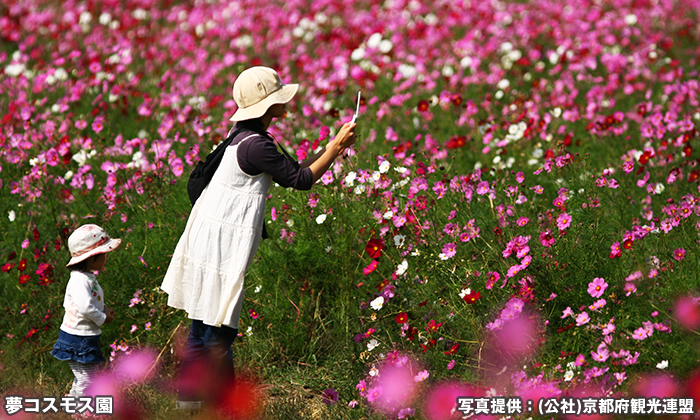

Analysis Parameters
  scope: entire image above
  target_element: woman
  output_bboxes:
[161,66,356,409]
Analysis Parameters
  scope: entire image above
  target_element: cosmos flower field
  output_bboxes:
[1,0,700,418]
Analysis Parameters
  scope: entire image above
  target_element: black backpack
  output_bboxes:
[187,128,244,205]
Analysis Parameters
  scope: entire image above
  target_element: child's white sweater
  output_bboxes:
[60,270,106,336]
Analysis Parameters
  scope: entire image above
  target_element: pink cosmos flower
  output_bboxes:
[622,161,634,174]
[587,277,608,298]
[556,213,572,230]
[363,260,379,275]
[624,283,637,296]
[476,181,490,195]
[446,360,455,370]
[516,172,524,183]
[574,354,585,366]
[441,243,457,259]
[516,217,529,226]
[506,263,522,278]
[539,229,555,247]
[414,370,429,382]
[673,248,686,261]
[485,271,500,289]
[615,372,627,384]
[591,343,609,363]
[632,327,649,340]
[366,386,383,403]
[561,307,574,318]
[576,312,590,326]
[321,171,334,185]
[397,407,415,419]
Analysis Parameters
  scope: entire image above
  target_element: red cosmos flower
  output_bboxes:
[417,99,429,113]
[18,258,27,272]
[366,238,385,259]
[622,239,634,250]
[450,94,463,107]
[689,170,700,182]
[406,326,418,340]
[1,263,14,272]
[19,274,30,284]
[462,290,482,304]
[395,312,408,324]
[33,227,40,241]
[445,135,467,149]
[445,343,460,355]
[36,262,53,278]
[25,328,39,339]
[638,150,653,165]
[39,277,54,286]
[425,319,443,332]
[8,251,16,260]
[557,322,576,334]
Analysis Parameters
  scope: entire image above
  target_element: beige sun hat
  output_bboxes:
[66,224,121,267]
[229,66,299,122]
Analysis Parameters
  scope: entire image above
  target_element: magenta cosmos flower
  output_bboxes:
[588,277,608,298]
[673,248,686,261]
[556,213,572,230]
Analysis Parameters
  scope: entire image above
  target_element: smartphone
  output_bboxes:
[351,91,361,123]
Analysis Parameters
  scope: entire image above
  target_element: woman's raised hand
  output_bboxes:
[334,122,357,150]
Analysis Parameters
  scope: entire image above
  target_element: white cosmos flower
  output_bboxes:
[370,296,385,310]
[564,371,574,381]
[383,211,393,219]
[656,360,668,369]
[316,214,327,224]
[354,184,366,195]
[367,339,379,351]
[396,260,408,276]
[8,211,16,222]
[379,161,391,173]
[344,171,357,186]
[393,234,406,247]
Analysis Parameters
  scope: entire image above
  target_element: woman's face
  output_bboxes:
[267,103,287,119]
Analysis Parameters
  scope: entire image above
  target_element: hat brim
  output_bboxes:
[229,83,298,122]
[66,238,122,267]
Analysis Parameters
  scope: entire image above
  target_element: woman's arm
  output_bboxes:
[307,122,356,183]
[300,146,327,169]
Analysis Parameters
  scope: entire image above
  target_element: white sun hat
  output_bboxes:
[229,66,299,122]
[66,224,121,267]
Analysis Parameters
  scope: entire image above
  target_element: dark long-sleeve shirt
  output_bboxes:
[229,130,313,191]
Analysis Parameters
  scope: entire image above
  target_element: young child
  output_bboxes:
[51,224,121,397]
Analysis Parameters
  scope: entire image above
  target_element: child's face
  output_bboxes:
[86,253,108,272]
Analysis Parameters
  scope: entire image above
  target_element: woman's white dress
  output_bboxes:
[161,139,271,328]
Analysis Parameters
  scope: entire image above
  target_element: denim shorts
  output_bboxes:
[51,330,105,364]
